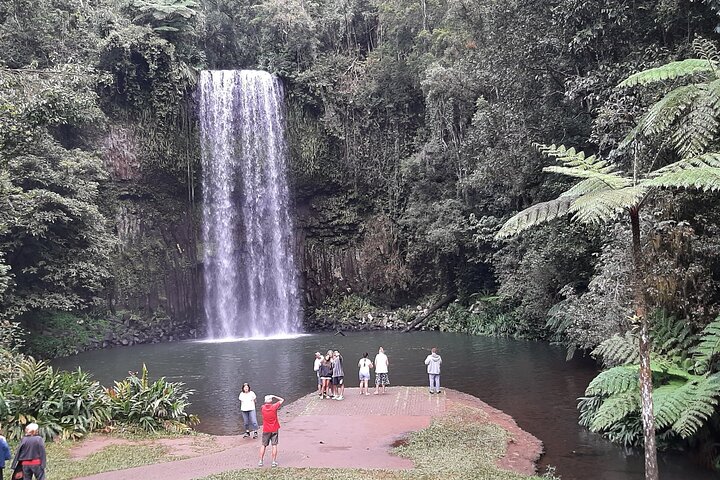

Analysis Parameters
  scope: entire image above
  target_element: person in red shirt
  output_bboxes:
[258,394,284,467]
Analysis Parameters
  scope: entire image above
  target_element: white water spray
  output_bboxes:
[199,70,301,338]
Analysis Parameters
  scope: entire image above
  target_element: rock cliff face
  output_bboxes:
[295,190,410,309]
[100,127,409,339]
[101,126,202,332]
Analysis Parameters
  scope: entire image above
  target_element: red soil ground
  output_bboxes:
[73,386,542,480]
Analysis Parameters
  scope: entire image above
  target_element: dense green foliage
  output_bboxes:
[5,0,720,469]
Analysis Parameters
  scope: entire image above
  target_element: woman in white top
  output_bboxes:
[238,382,258,438]
[358,352,374,395]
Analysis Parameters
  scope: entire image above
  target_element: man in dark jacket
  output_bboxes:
[11,423,46,480]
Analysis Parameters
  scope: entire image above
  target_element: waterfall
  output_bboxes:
[199,70,301,338]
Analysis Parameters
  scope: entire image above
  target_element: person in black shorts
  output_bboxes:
[332,350,345,400]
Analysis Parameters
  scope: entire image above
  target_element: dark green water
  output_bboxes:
[53,331,717,480]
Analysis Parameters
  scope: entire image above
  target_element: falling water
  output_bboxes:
[199,70,301,339]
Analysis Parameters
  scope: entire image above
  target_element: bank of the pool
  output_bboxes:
[70,387,543,480]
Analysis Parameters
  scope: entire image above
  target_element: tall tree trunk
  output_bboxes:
[630,206,658,480]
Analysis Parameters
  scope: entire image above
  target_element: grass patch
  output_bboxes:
[46,441,171,480]
[201,405,545,480]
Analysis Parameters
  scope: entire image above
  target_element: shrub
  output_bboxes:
[107,364,198,433]
[1,358,111,441]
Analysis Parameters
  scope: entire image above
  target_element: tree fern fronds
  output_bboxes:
[619,59,717,88]
[672,82,720,158]
[653,381,692,430]
[692,318,720,374]
[589,391,641,432]
[592,332,640,366]
[536,144,617,174]
[560,177,617,198]
[578,395,603,428]
[543,165,630,188]
[586,366,639,396]
[646,166,720,191]
[651,152,720,173]
[619,83,703,150]
[651,313,696,359]
[672,374,720,438]
[693,37,720,66]
[569,185,647,224]
[494,196,576,239]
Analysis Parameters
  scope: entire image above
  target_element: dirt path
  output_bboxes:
[73,387,542,479]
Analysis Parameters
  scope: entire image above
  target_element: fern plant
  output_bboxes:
[580,315,720,455]
[497,38,720,480]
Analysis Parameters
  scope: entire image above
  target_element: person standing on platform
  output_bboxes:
[11,423,46,480]
[239,382,259,439]
[358,352,373,395]
[319,354,333,398]
[313,352,323,396]
[374,346,389,395]
[424,347,442,394]
[258,394,284,468]
[332,350,345,400]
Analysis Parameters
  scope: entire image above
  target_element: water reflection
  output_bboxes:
[53,331,718,480]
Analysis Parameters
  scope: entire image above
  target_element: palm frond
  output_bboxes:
[494,196,576,239]
[586,365,639,396]
[692,318,720,374]
[569,185,647,224]
[592,332,640,366]
[589,391,640,432]
[619,59,717,88]
[672,373,720,438]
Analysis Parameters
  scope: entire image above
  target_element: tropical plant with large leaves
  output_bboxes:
[580,315,720,464]
[497,39,720,480]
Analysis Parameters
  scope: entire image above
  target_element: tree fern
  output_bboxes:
[495,144,634,238]
[692,318,720,374]
[578,395,603,428]
[586,365,639,396]
[693,36,720,66]
[622,83,703,147]
[593,332,641,366]
[671,79,720,158]
[672,373,720,438]
[589,391,641,432]
[647,152,720,191]
[619,58,717,88]
[653,381,687,430]
[495,196,576,238]
[569,185,647,224]
[651,313,695,360]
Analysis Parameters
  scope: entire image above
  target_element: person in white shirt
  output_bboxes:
[358,352,373,395]
[313,352,323,396]
[238,382,258,438]
[374,346,389,395]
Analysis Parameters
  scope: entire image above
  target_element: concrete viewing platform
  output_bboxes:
[75,386,542,480]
